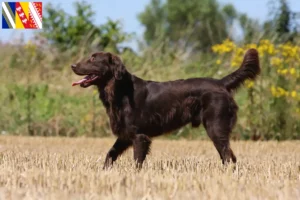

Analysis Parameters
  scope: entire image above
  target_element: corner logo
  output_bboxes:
[2,2,42,29]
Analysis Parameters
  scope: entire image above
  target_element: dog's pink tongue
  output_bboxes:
[72,78,87,86]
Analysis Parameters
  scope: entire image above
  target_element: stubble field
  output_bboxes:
[0,136,299,200]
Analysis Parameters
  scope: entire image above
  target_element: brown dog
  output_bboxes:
[71,49,260,169]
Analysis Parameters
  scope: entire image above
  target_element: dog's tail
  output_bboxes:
[220,48,260,92]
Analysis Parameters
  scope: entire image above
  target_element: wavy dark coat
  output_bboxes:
[71,49,260,168]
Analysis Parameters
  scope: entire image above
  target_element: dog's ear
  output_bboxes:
[108,53,126,80]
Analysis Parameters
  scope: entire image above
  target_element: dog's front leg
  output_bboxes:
[103,138,132,169]
[133,134,152,169]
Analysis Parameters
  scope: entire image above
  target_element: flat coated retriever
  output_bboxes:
[71,49,260,169]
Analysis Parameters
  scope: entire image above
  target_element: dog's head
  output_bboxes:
[71,52,126,88]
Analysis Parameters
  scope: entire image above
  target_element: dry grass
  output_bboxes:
[0,136,299,200]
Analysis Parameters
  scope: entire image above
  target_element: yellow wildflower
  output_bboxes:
[231,60,240,68]
[270,57,283,67]
[230,48,245,68]
[258,39,275,56]
[268,44,275,55]
[290,68,296,75]
[212,39,236,54]
[277,87,286,96]
[235,47,245,56]
[245,44,257,49]
[270,86,288,98]
[245,80,254,89]
[279,43,299,59]
[291,91,297,98]
[271,86,277,96]
[277,69,288,75]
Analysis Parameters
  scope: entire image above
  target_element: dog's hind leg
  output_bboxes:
[133,134,152,169]
[103,138,132,169]
[202,95,237,164]
[210,132,236,164]
[204,122,237,164]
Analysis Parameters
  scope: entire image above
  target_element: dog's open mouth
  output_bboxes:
[72,74,99,87]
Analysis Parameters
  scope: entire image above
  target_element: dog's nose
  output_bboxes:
[71,64,77,69]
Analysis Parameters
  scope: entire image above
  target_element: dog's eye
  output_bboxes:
[90,57,95,62]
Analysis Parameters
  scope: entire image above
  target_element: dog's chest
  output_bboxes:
[106,97,135,138]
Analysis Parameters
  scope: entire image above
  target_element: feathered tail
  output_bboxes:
[221,48,260,91]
